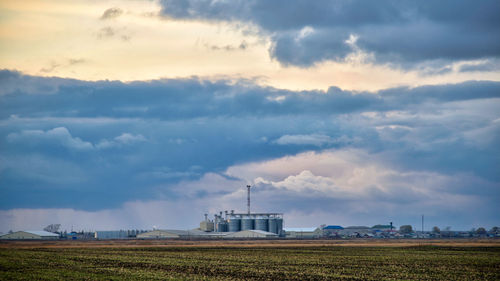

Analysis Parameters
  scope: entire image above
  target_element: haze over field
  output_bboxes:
[1,0,499,232]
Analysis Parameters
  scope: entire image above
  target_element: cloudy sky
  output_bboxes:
[1,0,499,232]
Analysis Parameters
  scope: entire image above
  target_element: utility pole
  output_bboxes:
[422,214,424,238]
[247,185,251,215]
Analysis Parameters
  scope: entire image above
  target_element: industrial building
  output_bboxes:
[284,227,322,238]
[225,230,277,238]
[339,226,373,237]
[95,230,130,239]
[101,185,286,240]
[321,225,344,237]
[136,228,278,239]
[0,230,59,240]
[137,229,228,239]
[198,185,285,237]
[138,230,189,239]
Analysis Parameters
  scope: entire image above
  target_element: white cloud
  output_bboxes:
[7,127,93,150]
[295,26,314,41]
[270,170,338,193]
[114,133,146,144]
[7,127,147,150]
[226,149,490,217]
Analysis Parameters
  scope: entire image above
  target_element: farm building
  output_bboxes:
[94,230,148,239]
[322,225,344,237]
[136,229,223,239]
[137,230,185,239]
[339,226,373,237]
[284,227,322,238]
[137,229,279,239]
[225,230,278,238]
[95,230,130,239]
[0,231,59,240]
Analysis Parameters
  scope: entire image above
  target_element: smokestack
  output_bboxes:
[247,185,251,214]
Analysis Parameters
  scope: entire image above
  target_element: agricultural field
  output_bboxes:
[1,241,499,280]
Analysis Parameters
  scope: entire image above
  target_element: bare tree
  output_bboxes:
[476,227,486,235]
[43,224,61,233]
[432,226,440,233]
[399,225,413,234]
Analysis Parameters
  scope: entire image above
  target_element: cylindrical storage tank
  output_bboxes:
[241,217,254,230]
[268,218,278,234]
[275,218,283,236]
[255,217,268,232]
[228,218,241,232]
[217,222,228,232]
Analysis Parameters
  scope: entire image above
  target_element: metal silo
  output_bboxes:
[228,218,241,232]
[268,218,278,234]
[276,218,283,236]
[241,216,254,230]
[217,221,228,232]
[255,216,268,232]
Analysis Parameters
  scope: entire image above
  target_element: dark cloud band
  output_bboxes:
[159,0,500,67]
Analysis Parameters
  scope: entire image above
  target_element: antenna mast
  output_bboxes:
[422,214,424,236]
[247,185,251,214]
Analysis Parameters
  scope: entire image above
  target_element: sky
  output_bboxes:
[0,0,499,232]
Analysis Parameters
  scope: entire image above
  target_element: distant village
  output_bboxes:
[1,223,499,241]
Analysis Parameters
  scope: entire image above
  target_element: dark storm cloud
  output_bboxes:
[159,0,500,67]
[459,59,500,72]
[1,70,499,120]
[0,70,499,214]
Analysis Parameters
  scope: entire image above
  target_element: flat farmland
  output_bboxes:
[1,240,499,280]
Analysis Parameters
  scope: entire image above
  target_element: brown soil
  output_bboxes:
[1,238,499,249]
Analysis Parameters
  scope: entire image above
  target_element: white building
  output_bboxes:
[0,231,59,240]
[284,227,321,238]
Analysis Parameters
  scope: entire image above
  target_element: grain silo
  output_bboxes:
[255,215,269,232]
[228,217,241,232]
[241,217,254,230]
[268,217,278,234]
